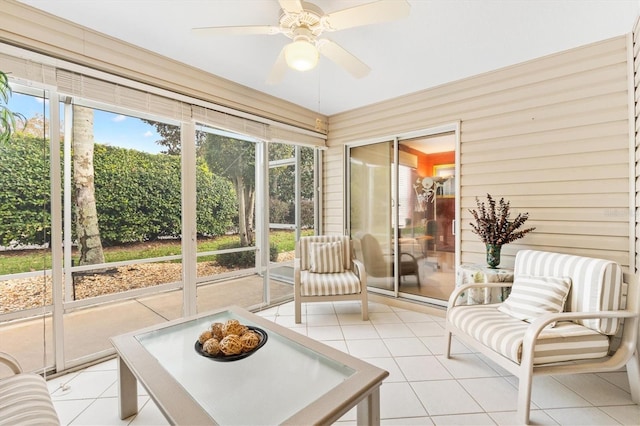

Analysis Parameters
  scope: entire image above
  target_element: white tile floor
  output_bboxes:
[47,301,639,425]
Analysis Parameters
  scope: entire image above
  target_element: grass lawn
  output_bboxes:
[0,230,313,275]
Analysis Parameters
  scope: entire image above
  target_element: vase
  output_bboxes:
[486,244,502,268]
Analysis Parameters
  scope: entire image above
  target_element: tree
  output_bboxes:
[269,145,315,202]
[15,113,49,138]
[268,144,315,226]
[73,105,105,265]
[201,134,256,246]
[143,119,258,247]
[140,119,206,155]
[0,70,25,143]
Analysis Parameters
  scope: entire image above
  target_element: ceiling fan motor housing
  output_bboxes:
[279,1,328,40]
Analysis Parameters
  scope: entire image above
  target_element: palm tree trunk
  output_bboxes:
[73,105,105,266]
[234,174,250,246]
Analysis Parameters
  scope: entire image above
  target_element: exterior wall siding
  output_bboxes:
[634,18,640,278]
[322,148,346,234]
[326,36,633,271]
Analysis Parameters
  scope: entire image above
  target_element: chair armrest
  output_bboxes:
[0,351,23,374]
[352,258,366,280]
[447,282,513,309]
[399,252,418,261]
[521,310,639,365]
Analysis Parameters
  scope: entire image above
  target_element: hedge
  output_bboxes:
[215,241,279,268]
[0,135,237,246]
[0,134,51,245]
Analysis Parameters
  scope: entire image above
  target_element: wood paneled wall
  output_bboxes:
[326,35,633,270]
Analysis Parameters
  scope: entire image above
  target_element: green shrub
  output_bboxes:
[269,197,290,224]
[0,134,51,246]
[269,197,314,228]
[0,138,236,246]
[215,241,278,268]
[94,146,236,245]
[300,199,314,228]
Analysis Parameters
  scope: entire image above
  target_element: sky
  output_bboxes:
[8,92,164,154]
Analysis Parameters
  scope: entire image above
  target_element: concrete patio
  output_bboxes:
[0,275,293,376]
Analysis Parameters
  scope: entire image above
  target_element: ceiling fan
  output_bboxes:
[192,0,411,84]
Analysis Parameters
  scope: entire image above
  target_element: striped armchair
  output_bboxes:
[445,250,639,425]
[294,235,368,324]
[0,352,60,425]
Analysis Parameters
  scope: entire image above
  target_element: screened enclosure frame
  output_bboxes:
[0,43,327,375]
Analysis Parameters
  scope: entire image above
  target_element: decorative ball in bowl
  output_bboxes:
[195,319,267,362]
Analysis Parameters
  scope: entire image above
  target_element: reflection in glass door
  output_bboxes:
[349,141,395,293]
[397,133,456,303]
[348,129,458,305]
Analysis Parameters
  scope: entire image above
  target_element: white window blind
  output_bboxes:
[2,50,325,146]
[56,70,189,122]
[269,125,325,147]
[0,52,56,85]
[191,105,268,141]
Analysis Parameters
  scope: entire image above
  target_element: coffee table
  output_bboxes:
[110,305,388,425]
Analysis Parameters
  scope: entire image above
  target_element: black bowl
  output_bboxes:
[194,326,268,362]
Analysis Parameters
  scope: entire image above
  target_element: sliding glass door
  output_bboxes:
[396,133,457,303]
[348,127,459,305]
[349,141,395,292]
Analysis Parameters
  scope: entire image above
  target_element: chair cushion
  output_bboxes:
[513,250,623,335]
[0,373,60,425]
[309,241,344,274]
[449,304,610,365]
[299,235,351,271]
[498,275,571,327]
[300,270,362,296]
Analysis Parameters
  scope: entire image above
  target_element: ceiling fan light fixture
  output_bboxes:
[284,39,319,71]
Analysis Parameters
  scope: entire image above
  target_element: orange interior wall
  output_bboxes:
[399,146,454,176]
[419,151,454,176]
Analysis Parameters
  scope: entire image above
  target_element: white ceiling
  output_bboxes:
[18,0,640,116]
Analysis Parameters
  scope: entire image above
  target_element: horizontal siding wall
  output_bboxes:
[327,36,632,270]
[323,147,346,235]
[635,17,640,277]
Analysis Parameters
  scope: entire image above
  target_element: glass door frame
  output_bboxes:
[345,122,461,305]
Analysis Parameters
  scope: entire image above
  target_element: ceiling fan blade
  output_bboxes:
[278,0,303,13]
[192,25,280,36]
[266,47,288,85]
[324,0,411,31]
[317,39,370,79]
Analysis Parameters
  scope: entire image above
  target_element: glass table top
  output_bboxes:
[135,310,355,425]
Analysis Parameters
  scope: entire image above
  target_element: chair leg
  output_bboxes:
[517,364,534,425]
[361,292,369,321]
[295,298,302,324]
[627,349,640,403]
[444,329,453,358]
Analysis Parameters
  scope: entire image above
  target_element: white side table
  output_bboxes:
[456,264,514,305]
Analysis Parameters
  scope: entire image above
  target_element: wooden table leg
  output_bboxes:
[118,356,138,420]
[356,385,381,426]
